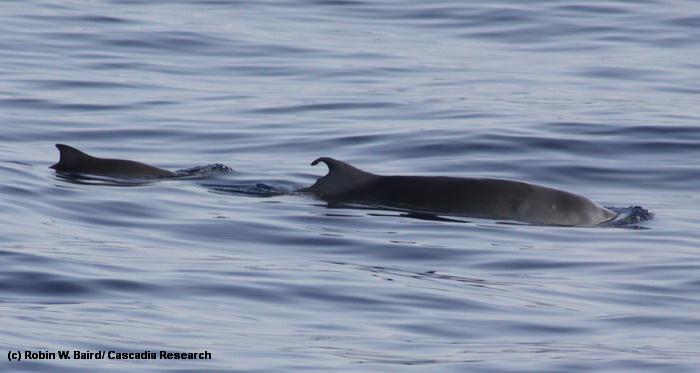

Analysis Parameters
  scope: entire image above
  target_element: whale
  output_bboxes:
[303,157,617,226]
[50,144,174,179]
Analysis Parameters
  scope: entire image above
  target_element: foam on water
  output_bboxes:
[1,0,699,372]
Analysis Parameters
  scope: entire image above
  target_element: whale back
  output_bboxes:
[302,157,378,197]
[305,157,616,226]
[50,144,174,179]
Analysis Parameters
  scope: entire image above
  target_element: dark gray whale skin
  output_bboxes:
[50,144,174,179]
[303,157,617,226]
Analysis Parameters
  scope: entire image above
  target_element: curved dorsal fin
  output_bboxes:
[304,157,376,197]
[50,144,94,170]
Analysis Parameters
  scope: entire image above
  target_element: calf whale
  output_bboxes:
[50,144,174,179]
[303,157,617,226]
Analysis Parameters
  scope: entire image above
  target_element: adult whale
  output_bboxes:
[303,157,617,226]
[50,144,174,179]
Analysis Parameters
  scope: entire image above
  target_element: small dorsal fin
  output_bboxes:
[310,157,358,170]
[304,157,376,197]
[50,144,93,170]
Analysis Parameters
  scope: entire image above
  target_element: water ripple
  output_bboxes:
[1,0,700,371]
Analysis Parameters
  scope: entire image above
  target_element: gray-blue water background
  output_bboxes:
[1,1,699,372]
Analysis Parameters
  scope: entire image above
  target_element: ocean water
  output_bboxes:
[1,0,699,371]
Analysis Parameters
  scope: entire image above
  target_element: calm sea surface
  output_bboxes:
[1,1,700,371]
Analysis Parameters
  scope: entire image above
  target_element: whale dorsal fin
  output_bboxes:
[304,157,376,197]
[50,144,94,170]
